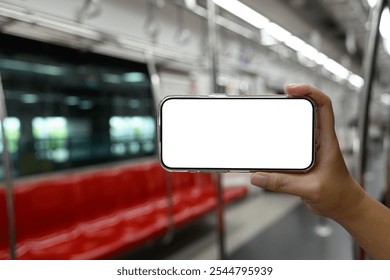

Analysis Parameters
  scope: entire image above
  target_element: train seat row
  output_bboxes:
[0,161,247,259]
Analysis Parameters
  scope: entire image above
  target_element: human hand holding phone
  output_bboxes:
[252,84,390,260]
[250,84,364,220]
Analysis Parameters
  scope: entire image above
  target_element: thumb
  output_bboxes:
[250,172,304,196]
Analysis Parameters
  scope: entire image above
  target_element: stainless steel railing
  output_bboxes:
[354,0,389,260]
[0,75,16,260]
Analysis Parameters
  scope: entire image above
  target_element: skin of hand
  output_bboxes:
[251,84,390,259]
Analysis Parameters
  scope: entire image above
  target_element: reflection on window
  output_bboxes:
[32,117,69,163]
[109,116,155,156]
[0,117,21,153]
[0,58,64,76]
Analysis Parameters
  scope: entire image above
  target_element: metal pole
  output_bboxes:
[354,0,386,260]
[145,49,162,109]
[208,0,218,95]
[384,105,390,208]
[384,0,390,208]
[162,171,174,244]
[207,0,226,260]
[145,50,175,243]
[0,75,16,260]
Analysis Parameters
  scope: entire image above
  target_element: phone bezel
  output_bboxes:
[158,95,316,173]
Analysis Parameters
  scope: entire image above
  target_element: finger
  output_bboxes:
[250,172,307,197]
[284,84,331,108]
[285,83,337,145]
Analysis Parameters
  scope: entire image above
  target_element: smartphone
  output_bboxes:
[159,96,316,172]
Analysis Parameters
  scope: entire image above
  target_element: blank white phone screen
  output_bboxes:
[160,97,315,170]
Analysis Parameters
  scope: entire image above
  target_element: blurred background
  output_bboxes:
[0,0,389,260]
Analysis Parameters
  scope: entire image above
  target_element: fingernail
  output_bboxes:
[251,174,268,187]
[285,83,305,88]
[284,83,305,96]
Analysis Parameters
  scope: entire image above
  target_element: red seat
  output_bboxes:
[72,163,169,259]
[118,163,168,233]
[0,161,247,260]
[145,163,168,212]
[13,176,84,259]
[0,188,10,259]
[170,172,218,226]
[73,166,160,259]
[170,172,196,225]
[119,166,150,206]
[78,170,123,222]
[122,164,168,236]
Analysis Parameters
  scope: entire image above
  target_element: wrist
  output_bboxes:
[331,177,367,225]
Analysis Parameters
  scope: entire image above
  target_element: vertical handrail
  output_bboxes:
[145,49,162,111]
[207,0,226,260]
[354,0,387,260]
[207,0,218,94]
[0,74,16,260]
[145,50,175,242]
[384,105,390,208]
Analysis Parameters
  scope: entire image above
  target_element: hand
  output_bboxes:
[250,84,365,222]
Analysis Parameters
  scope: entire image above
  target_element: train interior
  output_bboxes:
[0,0,389,260]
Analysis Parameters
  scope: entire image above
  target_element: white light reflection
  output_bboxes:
[213,0,269,29]
[213,0,364,87]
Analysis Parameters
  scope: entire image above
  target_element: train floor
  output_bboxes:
[119,142,385,260]
[119,191,352,260]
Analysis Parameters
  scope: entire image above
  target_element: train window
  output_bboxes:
[32,117,69,163]
[0,117,21,154]
[109,116,156,156]
[0,33,156,179]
